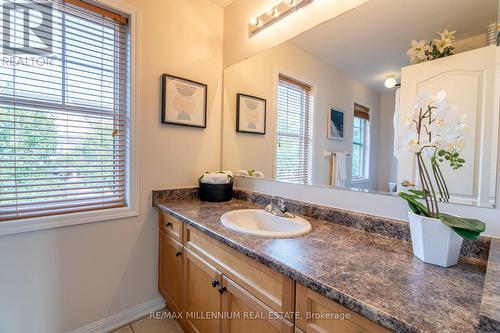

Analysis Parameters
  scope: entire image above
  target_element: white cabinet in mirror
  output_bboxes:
[222,0,499,208]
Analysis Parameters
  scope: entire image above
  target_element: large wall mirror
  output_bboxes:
[222,0,500,208]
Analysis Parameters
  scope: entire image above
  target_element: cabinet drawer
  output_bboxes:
[185,224,295,315]
[160,211,183,243]
[296,284,390,333]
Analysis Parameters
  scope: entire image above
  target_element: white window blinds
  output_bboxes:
[0,0,129,221]
[275,75,313,184]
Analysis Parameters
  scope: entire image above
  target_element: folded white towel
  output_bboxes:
[251,171,264,178]
[234,170,249,177]
[200,173,231,184]
[336,152,347,181]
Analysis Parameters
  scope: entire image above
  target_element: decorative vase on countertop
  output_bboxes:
[408,211,463,267]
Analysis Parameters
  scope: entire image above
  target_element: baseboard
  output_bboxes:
[68,297,165,333]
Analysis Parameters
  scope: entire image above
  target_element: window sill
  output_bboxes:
[351,178,369,184]
[0,207,140,236]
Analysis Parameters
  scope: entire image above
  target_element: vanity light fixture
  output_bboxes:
[249,0,314,36]
[384,74,397,89]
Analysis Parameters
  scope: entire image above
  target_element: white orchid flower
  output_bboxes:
[415,90,447,110]
[430,136,448,149]
[414,90,432,110]
[407,40,431,64]
[407,138,422,153]
[395,129,419,152]
[454,137,466,150]
[439,28,456,42]
[433,37,452,54]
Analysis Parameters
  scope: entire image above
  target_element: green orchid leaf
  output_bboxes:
[406,200,420,215]
[399,192,430,217]
[439,213,485,232]
[408,189,425,198]
[439,213,485,240]
[448,227,482,240]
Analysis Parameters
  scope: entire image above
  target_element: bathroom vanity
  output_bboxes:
[153,189,499,333]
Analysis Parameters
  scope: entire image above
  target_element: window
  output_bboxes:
[0,1,131,222]
[275,74,313,184]
[352,103,370,181]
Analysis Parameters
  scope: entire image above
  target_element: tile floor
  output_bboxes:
[111,310,183,333]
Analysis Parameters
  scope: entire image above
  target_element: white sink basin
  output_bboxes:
[220,209,311,238]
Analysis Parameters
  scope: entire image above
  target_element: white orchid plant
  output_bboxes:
[407,29,456,64]
[397,90,485,240]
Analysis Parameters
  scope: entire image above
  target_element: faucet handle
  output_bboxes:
[276,197,287,212]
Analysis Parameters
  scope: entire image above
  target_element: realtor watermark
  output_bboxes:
[149,311,351,321]
[1,0,54,66]
[2,0,53,54]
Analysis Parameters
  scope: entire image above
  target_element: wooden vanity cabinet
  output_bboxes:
[295,284,390,333]
[158,229,184,314]
[158,211,389,333]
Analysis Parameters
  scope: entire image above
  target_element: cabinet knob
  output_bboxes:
[175,251,182,257]
[166,222,173,228]
[211,280,220,288]
[218,286,226,294]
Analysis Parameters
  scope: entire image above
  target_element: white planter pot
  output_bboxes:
[408,212,463,267]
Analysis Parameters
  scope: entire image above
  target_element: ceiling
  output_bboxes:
[290,0,498,93]
[211,0,234,7]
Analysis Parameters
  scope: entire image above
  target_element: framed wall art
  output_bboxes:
[236,93,266,134]
[328,107,344,140]
[161,74,207,128]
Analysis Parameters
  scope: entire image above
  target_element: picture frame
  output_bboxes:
[161,74,207,128]
[328,107,344,140]
[236,93,266,135]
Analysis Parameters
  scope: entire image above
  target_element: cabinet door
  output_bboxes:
[184,249,223,333]
[221,276,294,333]
[158,229,183,313]
[296,284,390,333]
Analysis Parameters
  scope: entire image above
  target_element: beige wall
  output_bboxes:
[222,42,381,188]
[377,92,398,192]
[223,0,370,67]
[0,1,223,332]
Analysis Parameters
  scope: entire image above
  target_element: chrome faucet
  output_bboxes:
[265,197,295,218]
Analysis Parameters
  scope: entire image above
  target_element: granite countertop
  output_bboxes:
[479,238,500,332]
[154,197,497,333]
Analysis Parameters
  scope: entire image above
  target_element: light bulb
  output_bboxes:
[384,76,397,88]
[249,17,258,25]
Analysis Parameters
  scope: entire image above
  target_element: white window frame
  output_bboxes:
[273,68,316,185]
[0,0,140,236]
[351,115,370,184]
